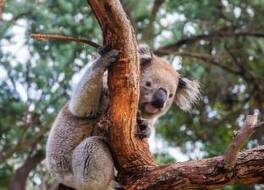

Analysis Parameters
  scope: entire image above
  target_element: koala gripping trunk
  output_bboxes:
[87,0,155,185]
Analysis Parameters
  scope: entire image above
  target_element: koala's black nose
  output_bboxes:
[151,88,167,109]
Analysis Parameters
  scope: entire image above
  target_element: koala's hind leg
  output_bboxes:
[71,136,115,190]
[69,49,119,118]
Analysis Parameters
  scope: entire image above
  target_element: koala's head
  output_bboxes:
[138,47,200,120]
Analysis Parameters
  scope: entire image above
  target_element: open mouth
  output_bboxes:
[143,103,160,114]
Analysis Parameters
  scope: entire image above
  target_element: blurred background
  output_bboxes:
[0,0,264,189]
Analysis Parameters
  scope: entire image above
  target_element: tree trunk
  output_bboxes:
[87,0,155,176]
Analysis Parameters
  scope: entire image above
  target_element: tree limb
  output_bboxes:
[155,27,264,54]
[129,146,264,189]
[159,50,242,75]
[224,115,258,170]
[142,0,165,43]
[9,151,45,190]
[31,34,101,48]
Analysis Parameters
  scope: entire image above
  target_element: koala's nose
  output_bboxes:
[151,88,167,109]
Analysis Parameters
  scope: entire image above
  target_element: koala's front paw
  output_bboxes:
[87,110,100,120]
[98,46,119,68]
[135,118,151,139]
[98,46,111,55]
[136,126,151,139]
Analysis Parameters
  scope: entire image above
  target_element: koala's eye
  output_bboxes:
[169,93,173,98]
[145,81,151,87]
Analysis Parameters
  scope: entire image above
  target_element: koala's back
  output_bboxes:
[46,103,96,178]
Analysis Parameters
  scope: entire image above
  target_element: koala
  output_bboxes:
[46,45,200,190]
[136,51,200,138]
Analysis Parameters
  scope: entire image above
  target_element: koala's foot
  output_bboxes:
[135,118,151,138]
[97,46,119,68]
[72,136,115,190]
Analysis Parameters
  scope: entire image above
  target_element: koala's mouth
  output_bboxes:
[142,103,160,115]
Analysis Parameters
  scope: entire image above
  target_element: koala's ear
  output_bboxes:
[138,44,153,65]
[174,77,200,112]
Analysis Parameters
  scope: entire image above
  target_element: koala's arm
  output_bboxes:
[69,49,119,117]
[69,44,151,118]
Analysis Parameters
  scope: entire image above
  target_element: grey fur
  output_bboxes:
[69,50,119,118]
[47,50,118,190]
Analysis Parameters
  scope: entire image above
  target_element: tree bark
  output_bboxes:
[87,0,155,178]
[129,146,264,189]
[86,1,264,189]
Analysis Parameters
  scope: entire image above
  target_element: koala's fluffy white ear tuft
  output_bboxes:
[174,77,200,111]
[138,44,153,64]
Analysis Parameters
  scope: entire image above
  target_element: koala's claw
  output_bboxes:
[136,118,151,138]
[107,50,119,62]
[135,127,151,139]
[98,46,111,55]
[137,119,147,130]
[99,49,120,68]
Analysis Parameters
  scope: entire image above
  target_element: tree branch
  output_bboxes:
[9,151,45,190]
[129,146,264,189]
[155,27,264,54]
[159,50,242,75]
[142,0,165,43]
[224,115,258,170]
[31,34,101,48]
